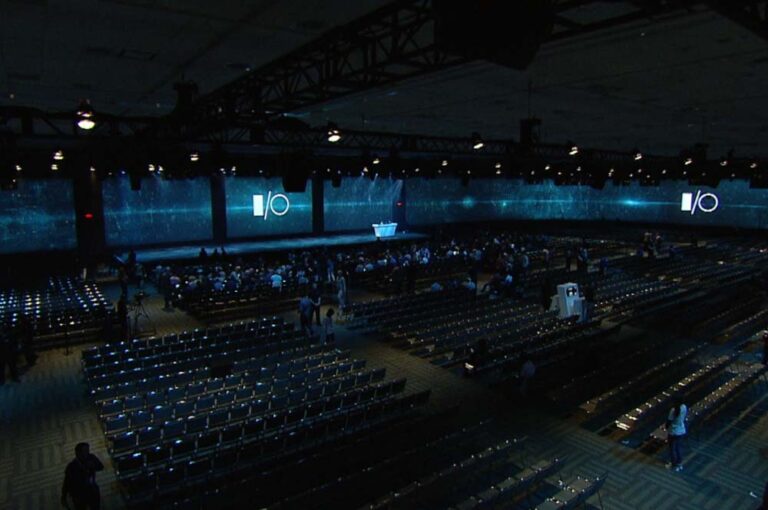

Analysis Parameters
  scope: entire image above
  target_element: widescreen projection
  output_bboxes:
[103,177,213,247]
[324,177,403,231]
[225,177,313,238]
[406,178,768,229]
[0,179,77,253]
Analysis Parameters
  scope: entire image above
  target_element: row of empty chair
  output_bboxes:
[0,276,113,348]
[649,361,767,441]
[82,317,429,506]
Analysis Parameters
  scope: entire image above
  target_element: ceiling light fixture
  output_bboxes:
[76,99,95,130]
[471,132,484,150]
[327,122,341,143]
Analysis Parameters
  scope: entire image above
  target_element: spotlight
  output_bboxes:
[545,164,551,171]
[148,164,156,172]
[53,150,64,161]
[90,166,96,173]
[372,157,380,165]
[415,167,420,173]
[749,162,758,169]
[15,164,22,172]
[441,160,448,167]
[189,152,200,162]
[76,100,95,130]
[720,159,728,167]
[495,162,502,169]
[684,158,693,166]
[471,133,484,150]
[568,144,579,156]
[51,163,59,171]
[327,122,341,143]
[633,150,643,161]
[496,169,502,175]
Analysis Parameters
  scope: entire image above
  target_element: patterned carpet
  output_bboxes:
[1,282,767,509]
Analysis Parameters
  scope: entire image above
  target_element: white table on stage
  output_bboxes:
[372,222,398,238]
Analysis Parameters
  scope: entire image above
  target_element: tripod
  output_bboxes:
[129,299,156,338]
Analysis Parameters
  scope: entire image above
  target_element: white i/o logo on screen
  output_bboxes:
[681,190,719,215]
[253,191,290,220]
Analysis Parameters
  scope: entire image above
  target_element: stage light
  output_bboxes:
[372,157,380,165]
[51,163,59,171]
[496,169,502,175]
[15,165,21,172]
[545,164,551,171]
[415,167,420,173]
[568,144,579,156]
[495,162,502,169]
[684,158,693,166]
[471,133,484,150]
[633,150,642,161]
[53,150,64,161]
[327,122,342,143]
[148,164,156,172]
[84,213,94,220]
[158,165,165,173]
[90,166,96,173]
[76,100,95,130]
[637,168,642,174]
[441,160,448,167]
[576,166,582,172]
[662,169,667,174]
[189,152,200,162]
[720,159,728,167]
[750,162,758,169]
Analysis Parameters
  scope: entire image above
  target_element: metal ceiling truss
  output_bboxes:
[170,0,708,139]
[708,0,768,41]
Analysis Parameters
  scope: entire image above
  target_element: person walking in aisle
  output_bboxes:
[61,442,104,510]
[323,308,336,344]
[665,397,687,472]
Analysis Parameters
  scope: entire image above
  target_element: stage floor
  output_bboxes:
[118,232,428,264]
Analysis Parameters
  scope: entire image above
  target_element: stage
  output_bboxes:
[117,231,428,264]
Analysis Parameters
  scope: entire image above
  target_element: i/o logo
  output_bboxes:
[253,191,290,220]
[681,190,719,215]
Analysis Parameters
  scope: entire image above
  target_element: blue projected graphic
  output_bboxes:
[324,177,403,231]
[225,177,312,238]
[103,177,213,247]
[0,179,76,253]
[406,179,768,229]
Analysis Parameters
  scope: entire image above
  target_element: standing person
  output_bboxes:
[0,325,20,384]
[665,397,687,472]
[117,295,128,341]
[762,330,768,365]
[519,355,536,397]
[298,293,314,337]
[61,442,104,510]
[323,308,336,344]
[309,283,322,327]
[118,266,128,298]
[19,316,37,367]
[564,246,573,272]
[336,270,348,315]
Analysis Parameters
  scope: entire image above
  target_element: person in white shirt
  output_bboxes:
[323,308,335,344]
[665,398,687,471]
[270,272,283,290]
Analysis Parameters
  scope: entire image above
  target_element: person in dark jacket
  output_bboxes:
[61,442,104,510]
